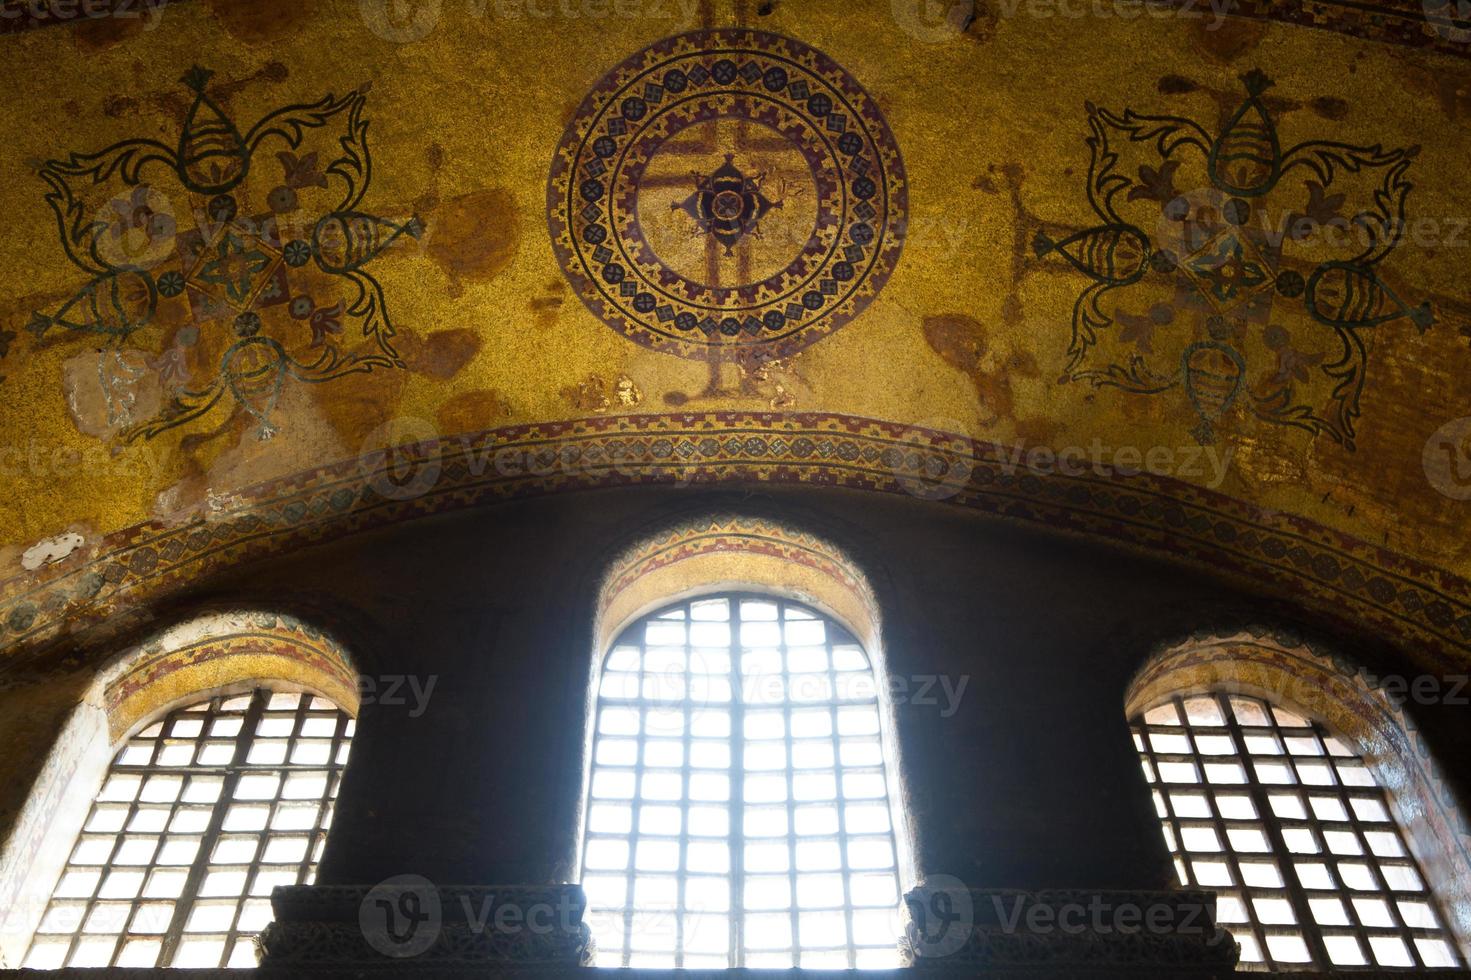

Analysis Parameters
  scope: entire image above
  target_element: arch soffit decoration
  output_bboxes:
[1,414,1469,675]
[94,609,361,741]
[595,514,881,658]
[1127,630,1471,951]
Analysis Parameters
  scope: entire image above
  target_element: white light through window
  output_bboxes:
[1133,694,1464,971]
[23,689,353,970]
[582,595,904,968]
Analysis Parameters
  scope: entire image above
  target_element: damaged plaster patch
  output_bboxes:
[22,532,86,571]
[561,373,643,413]
[425,188,521,297]
[152,380,351,526]
[62,349,163,440]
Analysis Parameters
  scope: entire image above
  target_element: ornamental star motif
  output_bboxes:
[1186,232,1270,308]
[25,66,420,441]
[674,154,782,255]
[196,232,274,303]
[1036,70,1433,450]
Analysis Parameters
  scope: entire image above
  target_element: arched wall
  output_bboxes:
[1126,629,1471,957]
[3,484,1443,925]
[0,610,358,968]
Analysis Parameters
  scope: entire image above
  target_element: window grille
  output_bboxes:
[23,688,352,969]
[1133,693,1463,971]
[581,594,904,968]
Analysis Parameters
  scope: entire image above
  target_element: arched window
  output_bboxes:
[21,687,352,970]
[1133,692,1464,971]
[581,593,904,969]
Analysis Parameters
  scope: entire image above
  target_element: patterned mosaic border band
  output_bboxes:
[101,611,360,731]
[603,518,869,603]
[0,412,1468,671]
[1161,0,1471,59]
[595,513,883,659]
[0,0,185,36]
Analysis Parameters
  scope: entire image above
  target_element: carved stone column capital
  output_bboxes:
[901,883,1239,977]
[257,881,594,974]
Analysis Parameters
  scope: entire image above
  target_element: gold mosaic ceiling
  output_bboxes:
[0,0,1469,658]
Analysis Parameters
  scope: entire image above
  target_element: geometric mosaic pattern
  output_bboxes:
[2,414,1470,668]
[550,31,906,362]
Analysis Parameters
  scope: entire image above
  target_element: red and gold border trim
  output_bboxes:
[602,516,871,612]
[597,514,880,651]
[0,412,1468,670]
[100,611,359,736]
[1156,0,1471,60]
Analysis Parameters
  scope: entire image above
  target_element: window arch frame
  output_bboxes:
[21,685,355,970]
[581,590,910,969]
[1126,629,1471,969]
[0,610,359,970]
[578,515,918,969]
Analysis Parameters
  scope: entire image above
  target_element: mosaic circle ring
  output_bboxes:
[548,29,907,360]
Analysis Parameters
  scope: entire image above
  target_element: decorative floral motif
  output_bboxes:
[548,30,907,362]
[1038,71,1432,449]
[28,66,421,441]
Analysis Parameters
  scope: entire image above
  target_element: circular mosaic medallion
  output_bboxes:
[548,30,907,360]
